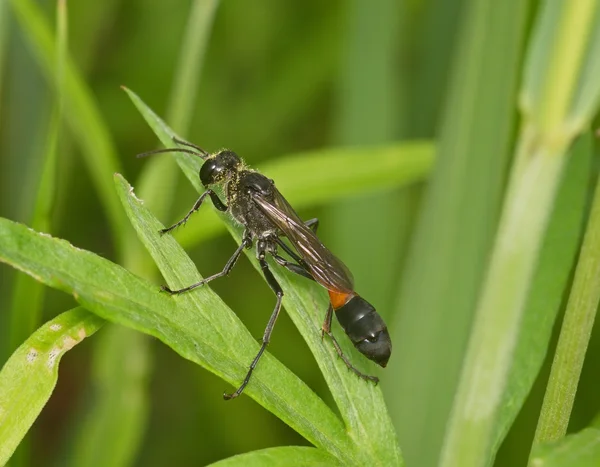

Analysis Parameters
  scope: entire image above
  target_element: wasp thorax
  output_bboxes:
[200,150,241,186]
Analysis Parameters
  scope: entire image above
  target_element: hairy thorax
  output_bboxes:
[228,171,278,239]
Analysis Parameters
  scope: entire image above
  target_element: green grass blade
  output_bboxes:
[123,88,402,466]
[0,215,356,463]
[387,1,530,466]
[207,447,341,467]
[165,0,219,132]
[10,0,128,253]
[491,132,593,451]
[530,427,600,467]
[0,308,104,466]
[532,141,600,447]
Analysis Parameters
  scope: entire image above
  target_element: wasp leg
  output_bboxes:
[271,253,314,281]
[322,304,379,383]
[160,189,227,235]
[274,237,313,273]
[162,235,251,295]
[224,243,283,400]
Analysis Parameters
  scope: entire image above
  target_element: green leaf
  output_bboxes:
[0,215,356,464]
[207,447,341,467]
[530,427,600,467]
[0,308,103,466]
[122,88,403,465]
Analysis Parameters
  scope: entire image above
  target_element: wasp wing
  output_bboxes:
[252,188,354,294]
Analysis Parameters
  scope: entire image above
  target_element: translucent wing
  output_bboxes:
[252,188,354,293]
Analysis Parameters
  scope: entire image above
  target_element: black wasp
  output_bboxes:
[139,138,392,399]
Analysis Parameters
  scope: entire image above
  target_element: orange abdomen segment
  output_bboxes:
[328,290,353,310]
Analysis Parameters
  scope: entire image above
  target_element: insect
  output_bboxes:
[138,138,392,399]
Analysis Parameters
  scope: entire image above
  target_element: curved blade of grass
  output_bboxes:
[0,216,355,464]
[207,447,340,467]
[123,87,402,466]
[167,143,433,250]
[0,307,104,466]
[530,427,600,467]
[10,0,128,254]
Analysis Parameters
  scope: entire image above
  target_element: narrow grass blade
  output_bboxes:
[388,1,530,466]
[165,0,219,132]
[0,215,356,463]
[0,308,104,466]
[530,427,600,467]
[10,0,128,253]
[123,88,403,465]
[207,447,341,467]
[533,144,600,446]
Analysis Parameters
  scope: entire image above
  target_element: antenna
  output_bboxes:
[136,137,209,159]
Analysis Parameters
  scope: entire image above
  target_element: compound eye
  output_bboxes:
[200,159,220,186]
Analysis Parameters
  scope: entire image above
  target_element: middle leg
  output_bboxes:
[162,233,252,295]
[223,241,284,400]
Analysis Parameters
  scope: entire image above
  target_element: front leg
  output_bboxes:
[162,232,252,295]
[160,189,227,235]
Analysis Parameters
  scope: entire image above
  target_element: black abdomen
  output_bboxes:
[335,296,392,367]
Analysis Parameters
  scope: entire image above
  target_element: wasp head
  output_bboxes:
[200,150,241,186]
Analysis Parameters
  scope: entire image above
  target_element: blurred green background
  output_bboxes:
[1,0,599,466]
